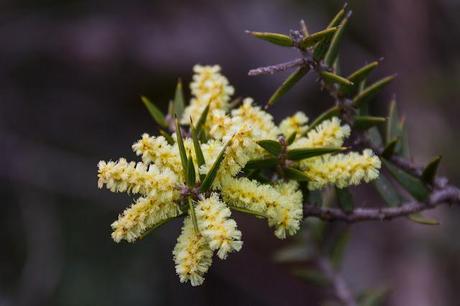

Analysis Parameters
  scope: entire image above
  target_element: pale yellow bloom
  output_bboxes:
[97,158,179,202]
[279,111,309,137]
[304,149,381,190]
[220,176,303,239]
[195,193,243,259]
[231,98,279,140]
[111,196,181,243]
[173,217,213,286]
[132,134,183,176]
[181,64,234,124]
[291,117,350,149]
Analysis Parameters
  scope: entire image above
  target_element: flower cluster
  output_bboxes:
[97,65,381,286]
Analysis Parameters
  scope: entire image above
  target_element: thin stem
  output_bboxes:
[304,185,460,223]
[248,58,305,76]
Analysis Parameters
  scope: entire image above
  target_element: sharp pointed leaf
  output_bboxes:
[382,159,429,201]
[159,129,175,144]
[244,157,278,169]
[305,106,340,134]
[386,98,399,145]
[293,269,329,286]
[330,229,350,268]
[408,213,440,225]
[200,138,232,192]
[287,132,297,145]
[141,96,167,128]
[353,116,386,130]
[324,14,349,67]
[320,71,353,86]
[188,198,200,234]
[382,139,398,158]
[299,27,338,49]
[174,79,185,117]
[313,6,347,61]
[287,147,345,161]
[341,61,379,96]
[373,175,401,207]
[421,155,442,184]
[285,167,309,181]
[186,156,196,187]
[190,123,206,180]
[246,31,294,47]
[352,75,396,108]
[195,103,210,136]
[175,118,188,178]
[257,139,282,156]
[336,187,353,213]
[266,67,308,108]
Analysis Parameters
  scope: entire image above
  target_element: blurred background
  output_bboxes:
[1,0,460,305]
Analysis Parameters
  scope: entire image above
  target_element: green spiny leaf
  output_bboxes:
[353,116,386,130]
[336,187,353,213]
[195,103,210,136]
[266,67,308,108]
[246,31,294,47]
[257,139,282,156]
[341,61,379,96]
[285,167,309,181]
[175,118,188,179]
[320,71,353,86]
[421,155,442,185]
[188,198,199,234]
[244,157,278,169]
[287,147,345,161]
[313,6,347,61]
[159,129,175,144]
[174,79,185,117]
[304,106,340,134]
[352,75,396,108]
[190,123,206,180]
[386,98,399,145]
[141,96,167,128]
[382,159,429,201]
[381,139,398,158]
[186,156,196,187]
[298,27,338,49]
[200,137,232,192]
[367,126,384,148]
[287,132,297,145]
[408,213,440,225]
[373,175,401,207]
[399,118,411,158]
[293,269,329,286]
[324,14,349,67]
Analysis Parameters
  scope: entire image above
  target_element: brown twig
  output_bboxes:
[304,185,460,222]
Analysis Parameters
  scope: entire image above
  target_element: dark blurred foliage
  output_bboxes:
[1,0,460,305]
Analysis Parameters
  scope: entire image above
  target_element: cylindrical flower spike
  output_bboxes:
[97,158,179,200]
[279,111,309,137]
[173,217,213,286]
[292,117,350,148]
[111,196,181,243]
[304,149,381,190]
[195,193,243,259]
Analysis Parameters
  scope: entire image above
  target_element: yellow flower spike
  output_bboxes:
[292,117,350,149]
[304,149,381,190]
[173,217,213,286]
[111,196,181,243]
[97,159,179,201]
[279,111,309,137]
[195,193,243,259]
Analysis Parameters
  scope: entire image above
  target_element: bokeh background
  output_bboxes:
[1,0,460,305]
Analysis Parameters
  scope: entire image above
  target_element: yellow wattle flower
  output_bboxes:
[220,176,303,239]
[97,158,179,201]
[304,149,381,190]
[195,193,243,259]
[173,217,213,286]
[292,117,350,149]
[111,196,181,243]
[279,111,309,137]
